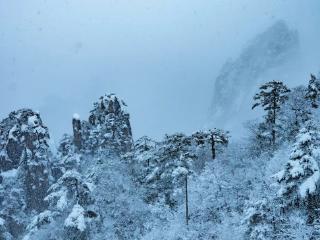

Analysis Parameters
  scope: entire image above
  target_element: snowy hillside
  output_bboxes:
[2,73,320,239]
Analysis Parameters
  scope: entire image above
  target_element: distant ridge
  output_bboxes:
[210,20,299,134]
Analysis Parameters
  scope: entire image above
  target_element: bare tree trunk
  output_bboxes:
[211,134,216,160]
[272,97,277,145]
[272,129,276,146]
[185,175,189,225]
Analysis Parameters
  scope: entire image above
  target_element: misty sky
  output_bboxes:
[0,0,320,145]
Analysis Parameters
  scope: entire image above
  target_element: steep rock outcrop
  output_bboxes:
[71,93,133,155]
[0,109,52,238]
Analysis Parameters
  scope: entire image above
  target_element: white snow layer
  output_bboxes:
[64,204,86,231]
[28,115,40,127]
[73,113,80,120]
[1,168,18,178]
[0,217,5,226]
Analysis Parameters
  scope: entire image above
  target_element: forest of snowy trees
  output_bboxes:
[0,73,320,239]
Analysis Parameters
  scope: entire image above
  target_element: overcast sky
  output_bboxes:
[0,0,319,145]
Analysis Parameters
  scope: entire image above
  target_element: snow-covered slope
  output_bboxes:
[2,79,320,239]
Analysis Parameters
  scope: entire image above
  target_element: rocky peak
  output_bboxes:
[0,109,50,171]
[70,93,133,155]
[89,93,128,125]
[0,109,51,216]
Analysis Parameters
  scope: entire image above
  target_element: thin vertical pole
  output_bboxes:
[185,175,189,225]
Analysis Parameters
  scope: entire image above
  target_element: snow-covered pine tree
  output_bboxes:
[276,120,320,223]
[243,198,290,240]
[126,136,158,185]
[23,169,98,240]
[246,120,274,154]
[140,133,195,208]
[279,86,311,142]
[243,199,274,240]
[172,153,194,225]
[305,74,320,109]
[252,80,290,145]
[192,129,229,160]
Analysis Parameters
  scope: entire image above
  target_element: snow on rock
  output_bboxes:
[0,217,5,226]
[27,115,40,127]
[1,168,18,179]
[73,113,80,120]
[64,204,86,232]
[0,108,50,171]
[83,93,133,153]
[8,125,18,141]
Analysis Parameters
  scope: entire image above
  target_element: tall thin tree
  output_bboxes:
[252,80,290,145]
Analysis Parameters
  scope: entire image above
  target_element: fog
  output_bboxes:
[0,0,319,145]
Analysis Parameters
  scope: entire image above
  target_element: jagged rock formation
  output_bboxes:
[3,79,320,239]
[22,94,138,240]
[0,109,50,171]
[0,109,52,238]
[210,20,299,132]
[73,93,133,155]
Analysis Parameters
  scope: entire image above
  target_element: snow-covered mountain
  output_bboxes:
[2,75,320,239]
[210,20,299,136]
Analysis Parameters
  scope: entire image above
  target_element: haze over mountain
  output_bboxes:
[0,0,319,144]
[1,2,320,239]
[210,20,300,138]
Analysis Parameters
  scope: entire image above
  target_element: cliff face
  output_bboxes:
[210,21,299,132]
[0,109,52,238]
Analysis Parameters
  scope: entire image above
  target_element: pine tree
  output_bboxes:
[244,199,290,240]
[244,199,274,240]
[305,74,320,109]
[24,170,98,240]
[157,133,193,208]
[137,133,195,209]
[279,86,311,141]
[252,80,290,145]
[276,120,320,218]
[192,129,229,160]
